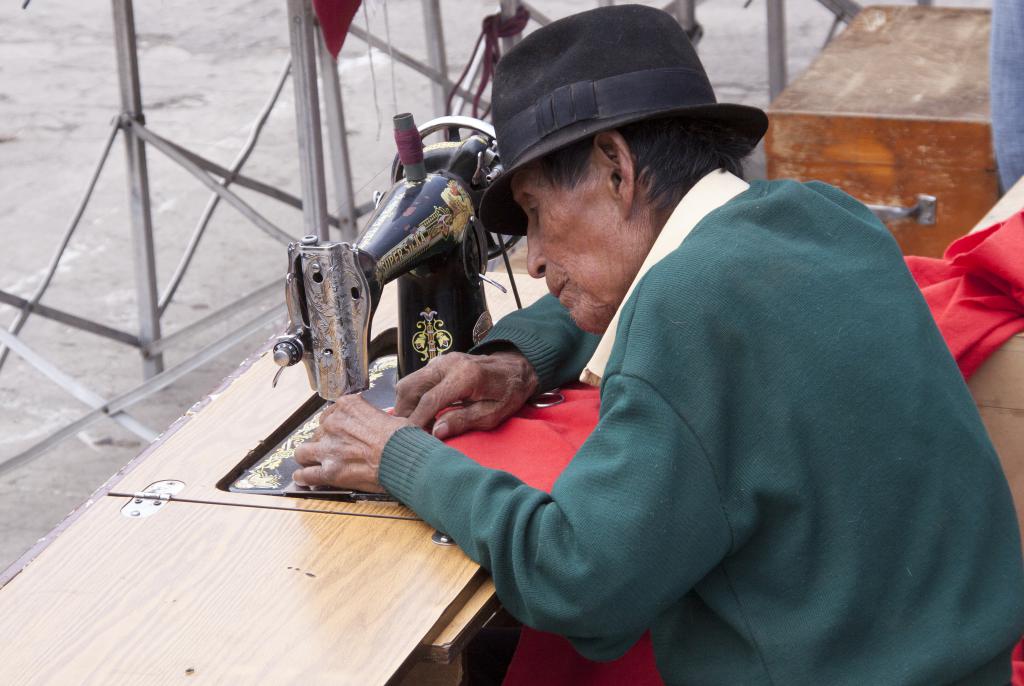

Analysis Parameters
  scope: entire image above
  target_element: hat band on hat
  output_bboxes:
[498,67,716,165]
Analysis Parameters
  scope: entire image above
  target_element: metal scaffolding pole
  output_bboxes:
[112,0,163,377]
[316,30,358,241]
[519,2,552,25]
[0,304,284,478]
[421,0,448,116]
[499,0,522,54]
[345,24,484,108]
[0,328,156,444]
[766,0,787,101]
[131,123,294,245]
[287,0,330,242]
[0,121,121,372]
[158,59,294,315]
[673,0,697,34]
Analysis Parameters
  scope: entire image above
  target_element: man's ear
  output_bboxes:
[591,130,637,218]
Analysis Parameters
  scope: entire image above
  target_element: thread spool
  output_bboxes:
[393,113,426,182]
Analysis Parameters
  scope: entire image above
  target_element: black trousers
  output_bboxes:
[465,627,522,686]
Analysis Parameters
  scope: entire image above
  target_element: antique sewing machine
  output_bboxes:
[271,113,506,399]
[230,114,515,499]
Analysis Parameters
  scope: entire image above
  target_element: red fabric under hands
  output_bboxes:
[443,385,664,686]
[904,211,1024,379]
[312,0,361,58]
[1014,640,1024,686]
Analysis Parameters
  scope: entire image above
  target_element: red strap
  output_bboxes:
[445,6,530,117]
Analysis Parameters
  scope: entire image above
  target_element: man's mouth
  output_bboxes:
[549,278,567,300]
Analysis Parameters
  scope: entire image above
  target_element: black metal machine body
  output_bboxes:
[272,116,506,400]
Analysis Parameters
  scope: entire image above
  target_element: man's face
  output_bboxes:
[510,157,652,335]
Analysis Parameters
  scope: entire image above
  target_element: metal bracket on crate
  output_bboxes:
[867,194,937,226]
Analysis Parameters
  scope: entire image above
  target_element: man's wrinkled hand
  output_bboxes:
[393,350,539,440]
[293,394,415,493]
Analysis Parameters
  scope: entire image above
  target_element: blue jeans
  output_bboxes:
[992,0,1024,191]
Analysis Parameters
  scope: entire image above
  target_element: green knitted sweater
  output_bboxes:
[379,180,1024,684]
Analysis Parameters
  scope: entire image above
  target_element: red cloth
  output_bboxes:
[312,0,361,58]
[904,211,1024,378]
[444,385,664,686]
[1014,640,1024,686]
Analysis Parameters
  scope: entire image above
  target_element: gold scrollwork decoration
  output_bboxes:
[411,307,453,362]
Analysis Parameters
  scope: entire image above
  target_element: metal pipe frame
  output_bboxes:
[143,280,280,357]
[0,328,156,445]
[499,0,522,55]
[815,0,861,22]
[0,289,140,348]
[766,0,787,101]
[519,2,552,25]
[673,0,697,33]
[134,126,340,230]
[159,59,294,315]
[421,0,449,116]
[129,121,295,245]
[316,29,358,241]
[0,120,121,373]
[112,0,163,377]
[2,0,587,472]
[346,24,487,109]
[287,0,330,241]
[0,304,285,478]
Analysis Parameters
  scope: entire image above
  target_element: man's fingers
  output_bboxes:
[395,353,485,420]
[407,372,479,427]
[432,401,501,440]
[293,463,327,487]
[393,362,446,418]
[294,441,321,467]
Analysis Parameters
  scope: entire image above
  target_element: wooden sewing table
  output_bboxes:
[0,272,548,685]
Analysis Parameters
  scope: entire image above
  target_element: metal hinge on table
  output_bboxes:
[120,480,185,518]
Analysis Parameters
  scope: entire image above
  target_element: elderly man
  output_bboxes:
[294,5,1024,684]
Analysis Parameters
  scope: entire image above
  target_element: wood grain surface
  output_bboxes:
[418,578,500,663]
[770,6,990,120]
[767,115,998,257]
[0,496,481,685]
[766,6,997,258]
[0,269,550,685]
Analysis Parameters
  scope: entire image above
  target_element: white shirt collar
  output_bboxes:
[580,169,750,386]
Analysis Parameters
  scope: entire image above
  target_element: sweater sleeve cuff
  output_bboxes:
[471,324,565,391]
[379,426,444,505]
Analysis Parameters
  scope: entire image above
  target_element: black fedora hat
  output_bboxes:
[479,4,768,236]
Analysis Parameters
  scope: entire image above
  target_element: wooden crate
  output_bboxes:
[766,5,997,258]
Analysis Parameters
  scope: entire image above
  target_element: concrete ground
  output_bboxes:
[0,0,990,570]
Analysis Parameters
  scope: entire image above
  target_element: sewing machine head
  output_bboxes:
[273,115,505,400]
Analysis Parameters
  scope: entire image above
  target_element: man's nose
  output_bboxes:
[526,238,546,279]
